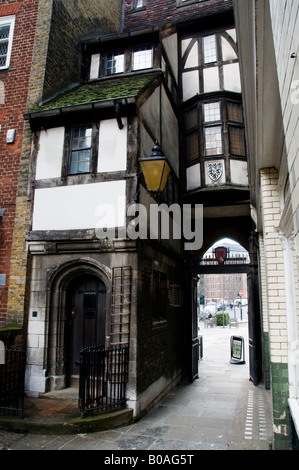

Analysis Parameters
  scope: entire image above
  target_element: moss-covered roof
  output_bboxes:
[30,74,159,114]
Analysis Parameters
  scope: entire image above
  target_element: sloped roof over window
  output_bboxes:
[26,73,160,118]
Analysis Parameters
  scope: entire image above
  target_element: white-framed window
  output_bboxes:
[133,47,153,71]
[106,52,125,75]
[0,16,15,70]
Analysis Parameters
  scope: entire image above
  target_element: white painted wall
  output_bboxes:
[90,53,100,80]
[98,118,127,172]
[186,163,201,191]
[35,127,65,180]
[32,181,126,231]
[162,33,178,83]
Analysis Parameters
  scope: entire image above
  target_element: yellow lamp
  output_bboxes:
[139,141,170,192]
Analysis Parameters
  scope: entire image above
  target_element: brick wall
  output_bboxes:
[5,0,123,326]
[123,0,233,32]
[260,168,292,449]
[0,0,39,327]
[42,0,122,101]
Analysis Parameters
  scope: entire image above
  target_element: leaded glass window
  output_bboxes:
[133,47,152,70]
[69,125,93,175]
[106,52,124,75]
[0,17,15,69]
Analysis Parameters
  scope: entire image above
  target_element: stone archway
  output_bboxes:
[45,259,111,391]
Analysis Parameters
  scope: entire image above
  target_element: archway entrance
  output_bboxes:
[186,237,263,387]
[66,274,107,384]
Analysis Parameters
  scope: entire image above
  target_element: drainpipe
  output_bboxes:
[114,99,124,130]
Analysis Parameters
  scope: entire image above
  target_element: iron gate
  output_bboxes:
[0,348,26,417]
[77,344,129,416]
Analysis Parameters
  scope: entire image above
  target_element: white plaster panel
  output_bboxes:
[181,38,191,56]
[162,33,178,82]
[185,41,198,69]
[35,127,65,180]
[186,164,201,191]
[140,87,160,143]
[221,36,237,61]
[182,70,200,101]
[230,160,249,186]
[98,118,127,172]
[90,53,100,79]
[161,88,179,177]
[32,181,126,231]
[223,63,242,93]
[203,67,220,93]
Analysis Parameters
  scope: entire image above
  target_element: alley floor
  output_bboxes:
[0,321,273,452]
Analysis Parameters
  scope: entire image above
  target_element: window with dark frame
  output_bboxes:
[106,51,125,75]
[227,101,246,157]
[185,107,199,163]
[89,37,156,79]
[68,125,93,175]
[0,16,15,69]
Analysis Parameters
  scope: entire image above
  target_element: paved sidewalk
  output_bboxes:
[0,322,274,451]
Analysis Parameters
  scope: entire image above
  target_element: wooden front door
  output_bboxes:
[67,275,106,378]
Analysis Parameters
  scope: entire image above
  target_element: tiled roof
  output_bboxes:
[30,73,159,114]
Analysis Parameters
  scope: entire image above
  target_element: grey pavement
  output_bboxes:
[0,322,274,451]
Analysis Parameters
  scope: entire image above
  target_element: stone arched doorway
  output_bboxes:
[65,274,107,384]
[46,259,111,391]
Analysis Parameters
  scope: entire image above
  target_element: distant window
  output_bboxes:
[0,16,15,69]
[133,47,152,70]
[227,101,246,157]
[69,125,93,174]
[106,52,124,75]
[204,126,223,156]
[203,102,221,123]
[203,35,217,64]
[135,0,145,8]
[203,101,223,156]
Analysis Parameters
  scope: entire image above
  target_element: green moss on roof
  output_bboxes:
[33,74,158,112]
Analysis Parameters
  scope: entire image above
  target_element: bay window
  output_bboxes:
[184,98,246,189]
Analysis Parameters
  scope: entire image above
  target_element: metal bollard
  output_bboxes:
[0,340,5,364]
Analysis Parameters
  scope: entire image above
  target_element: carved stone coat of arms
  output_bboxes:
[207,162,223,182]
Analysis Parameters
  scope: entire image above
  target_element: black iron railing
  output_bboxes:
[77,344,129,416]
[0,348,26,417]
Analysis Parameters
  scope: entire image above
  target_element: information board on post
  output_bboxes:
[230,336,246,364]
